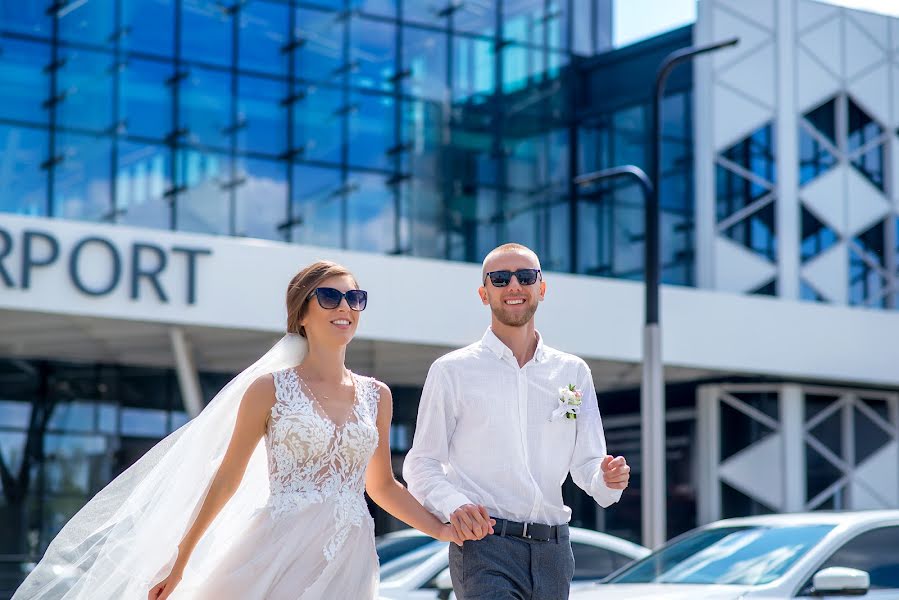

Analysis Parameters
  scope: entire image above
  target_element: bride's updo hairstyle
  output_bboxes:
[286,261,358,337]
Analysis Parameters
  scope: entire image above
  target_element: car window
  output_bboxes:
[809,526,899,591]
[572,543,631,581]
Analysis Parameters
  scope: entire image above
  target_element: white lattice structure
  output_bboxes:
[695,0,899,307]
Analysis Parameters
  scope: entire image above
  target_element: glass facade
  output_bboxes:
[0,0,690,285]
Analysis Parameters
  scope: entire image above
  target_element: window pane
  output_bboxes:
[347,172,395,253]
[0,125,47,216]
[122,0,175,57]
[116,142,172,230]
[291,164,342,248]
[350,16,395,91]
[121,407,168,436]
[57,0,115,47]
[352,0,396,17]
[44,434,109,495]
[455,3,496,35]
[121,58,172,141]
[46,401,96,432]
[404,27,447,102]
[348,92,394,170]
[234,157,287,241]
[453,36,495,102]
[175,149,229,235]
[237,75,288,156]
[295,8,344,83]
[240,1,290,76]
[181,0,232,67]
[572,0,593,55]
[53,133,112,222]
[295,85,343,164]
[819,527,899,590]
[0,2,52,37]
[400,178,444,258]
[0,38,50,124]
[57,49,114,132]
[181,66,231,150]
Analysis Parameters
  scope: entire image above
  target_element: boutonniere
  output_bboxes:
[551,384,583,421]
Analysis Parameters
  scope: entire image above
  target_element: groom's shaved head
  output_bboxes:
[481,243,541,280]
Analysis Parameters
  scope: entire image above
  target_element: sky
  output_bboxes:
[614,0,899,48]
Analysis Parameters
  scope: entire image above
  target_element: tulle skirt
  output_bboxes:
[172,500,379,600]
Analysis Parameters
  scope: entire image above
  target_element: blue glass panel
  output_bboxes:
[120,58,172,141]
[502,43,531,93]
[237,75,288,156]
[175,149,229,234]
[116,142,172,230]
[122,0,175,57]
[307,0,343,9]
[181,0,232,67]
[348,92,394,170]
[235,157,288,241]
[399,178,444,258]
[57,48,114,132]
[403,3,442,26]
[350,16,395,91]
[798,126,837,186]
[0,38,50,124]
[546,198,570,272]
[347,172,395,252]
[576,198,611,275]
[660,208,693,286]
[455,3,497,36]
[850,222,887,307]
[721,124,776,184]
[611,105,646,167]
[294,85,343,164]
[804,98,836,144]
[661,93,691,174]
[610,186,646,279]
[800,206,837,263]
[847,97,882,153]
[572,0,593,55]
[446,187,499,263]
[57,0,115,46]
[0,125,47,216]
[504,0,566,49]
[352,0,396,17]
[851,144,885,190]
[722,202,777,261]
[290,164,342,248]
[295,8,344,83]
[121,407,168,436]
[1,2,51,36]
[402,99,443,179]
[505,191,540,249]
[53,132,112,222]
[181,66,231,150]
[240,1,290,76]
[404,27,447,102]
[453,35,495,102]
[800,279,826,302]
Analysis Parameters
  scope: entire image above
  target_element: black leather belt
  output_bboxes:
[492,518,568,542]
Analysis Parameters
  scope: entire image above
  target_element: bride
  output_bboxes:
[14,260,490,599]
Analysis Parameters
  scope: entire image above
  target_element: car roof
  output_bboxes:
[704,510,899,529]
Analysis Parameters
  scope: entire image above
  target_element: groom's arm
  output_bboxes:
[402,362,473,522]
[569,362,626,508]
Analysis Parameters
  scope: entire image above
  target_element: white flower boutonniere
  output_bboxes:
[551,384,583,421]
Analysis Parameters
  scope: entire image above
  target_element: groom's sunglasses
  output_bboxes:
[309,287,368,311]
[484,269,542,287]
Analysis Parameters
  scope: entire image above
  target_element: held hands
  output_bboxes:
[448,504,496,546]
[602,455,630,490]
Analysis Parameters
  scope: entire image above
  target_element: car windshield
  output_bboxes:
[608,525,835,586]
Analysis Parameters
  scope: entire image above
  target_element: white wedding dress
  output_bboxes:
[14,335,382,600]
[175,368,381,599]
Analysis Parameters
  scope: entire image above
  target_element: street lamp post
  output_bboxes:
[575,37,738,549]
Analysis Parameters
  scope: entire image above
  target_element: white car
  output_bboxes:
[572,510,899,599]
[378,527,650,599]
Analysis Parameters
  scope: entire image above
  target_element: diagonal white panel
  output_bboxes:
[712,7,771,70]
[714,235,777,293]
[716,0,775,31]
[716,43,776,108]
[802,166,847,234]
[845,17,887,79]
[713,83,774,150]
[849,64,892,126]
[801,242,848,304]
[892,65,899,128]
[851,440,899,509]
[800,16,843,77]
[846,167,890,235]
[719,433,785,511]
[847,11,889,51]
[797,47,843,112]
[797,1,840,31]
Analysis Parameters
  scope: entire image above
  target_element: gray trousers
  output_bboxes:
[448,531,575,600]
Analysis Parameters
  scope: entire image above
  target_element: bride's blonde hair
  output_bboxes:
[286,261,358,337]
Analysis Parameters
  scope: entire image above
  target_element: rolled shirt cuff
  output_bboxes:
[432,491,474,523]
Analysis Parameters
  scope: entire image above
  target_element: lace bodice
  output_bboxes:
[265,368,380,560]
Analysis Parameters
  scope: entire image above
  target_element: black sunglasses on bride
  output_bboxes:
[309,287,368,311]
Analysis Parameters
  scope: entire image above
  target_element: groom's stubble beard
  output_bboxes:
[490,296,539,327]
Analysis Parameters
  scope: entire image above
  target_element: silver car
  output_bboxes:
[572,510,899,599]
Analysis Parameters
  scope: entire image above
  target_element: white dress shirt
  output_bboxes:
[403,328,623,527]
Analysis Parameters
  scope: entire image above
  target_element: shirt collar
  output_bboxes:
[481,328,547,363]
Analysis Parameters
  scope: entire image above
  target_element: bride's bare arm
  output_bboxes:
[149,374,275,599]
[364,382,491,546]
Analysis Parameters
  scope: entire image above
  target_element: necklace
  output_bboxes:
[296,364,350,400]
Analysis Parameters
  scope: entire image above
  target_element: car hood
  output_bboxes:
[570,583,754,599]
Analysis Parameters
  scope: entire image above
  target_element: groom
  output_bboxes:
[404,243,630,599]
